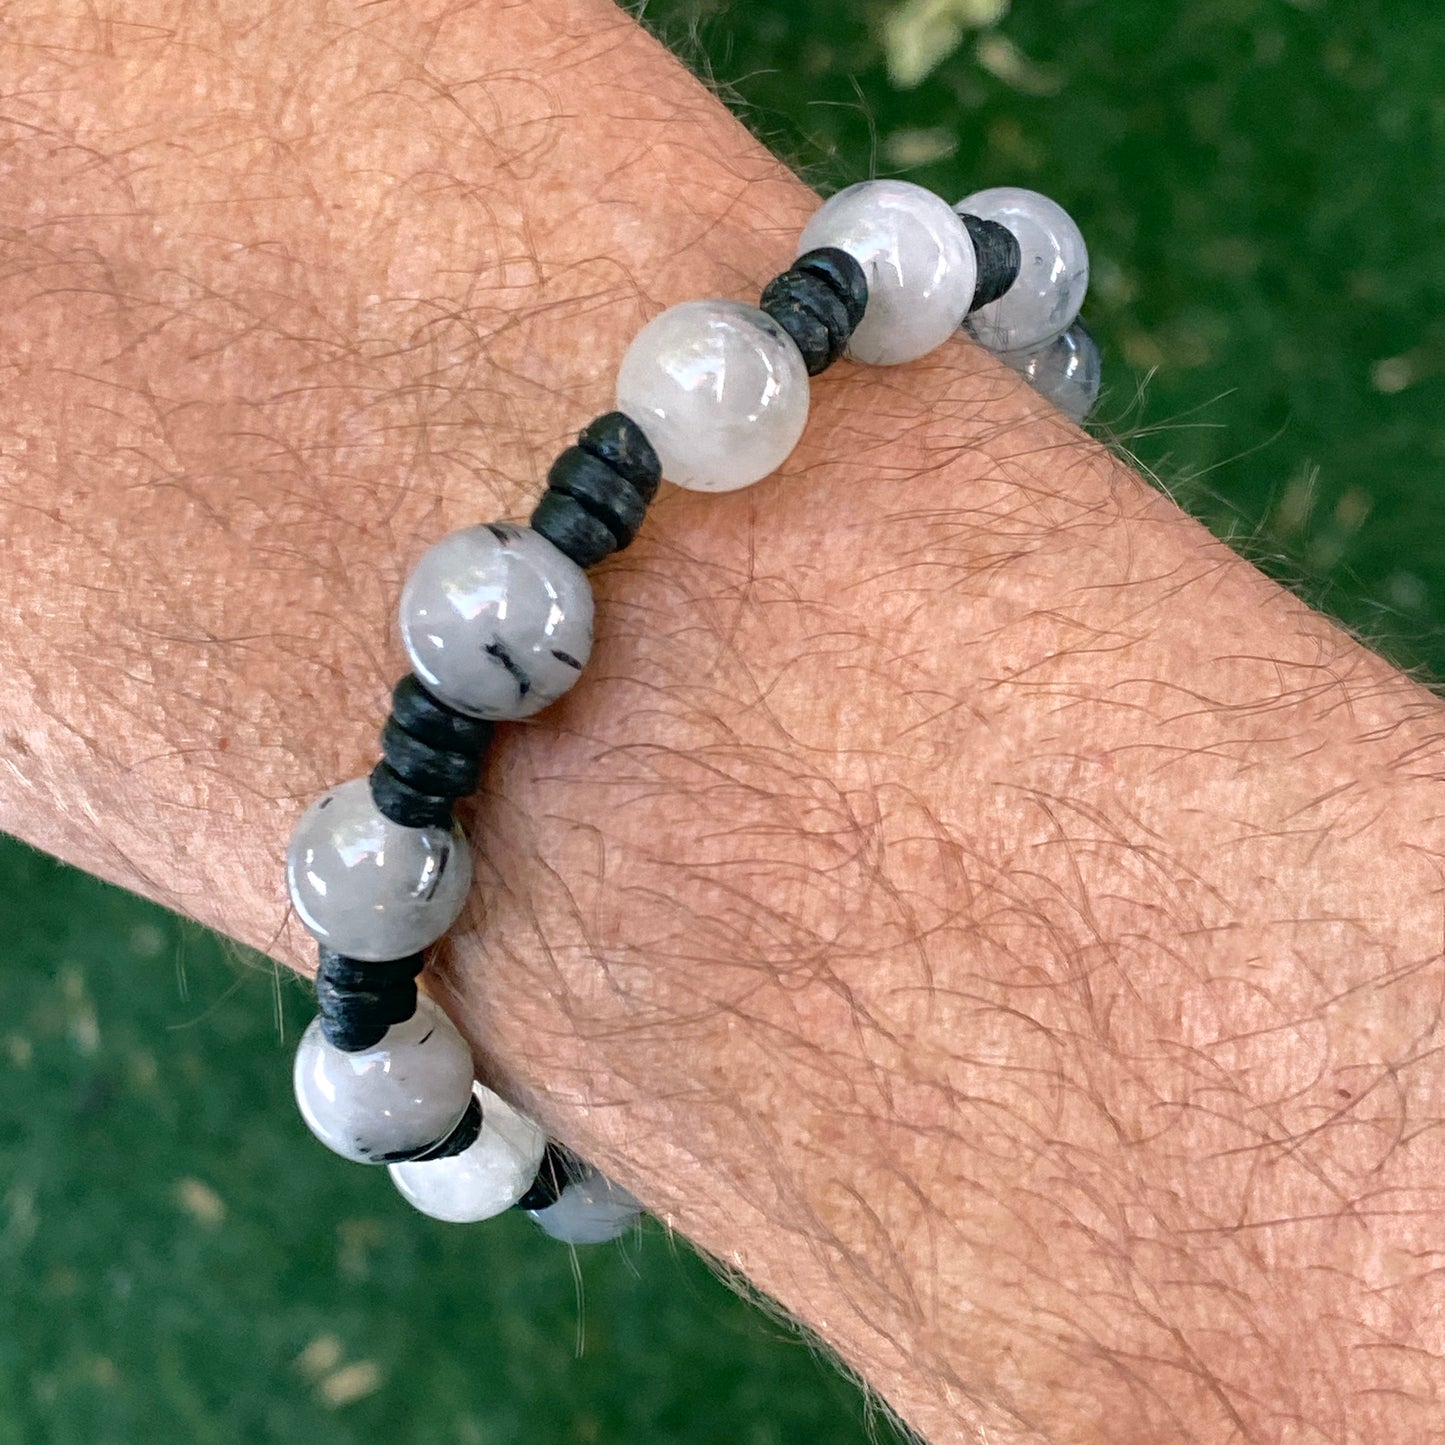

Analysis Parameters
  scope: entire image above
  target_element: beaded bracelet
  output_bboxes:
[284,180,1094,1243]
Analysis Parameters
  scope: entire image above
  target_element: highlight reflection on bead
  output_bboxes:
[293,997,475,1163]
[285,777,472,961]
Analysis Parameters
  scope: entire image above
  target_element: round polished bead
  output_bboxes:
[614,300,809,493]
[399,522,593,720]
[286,776,472,961]
[389,1082,548,1222]
[293,996,475,1163]
[795,180,977,366]
[955,187,1089,353]
[1000,320,1102,425]
[528,1166,644,1244]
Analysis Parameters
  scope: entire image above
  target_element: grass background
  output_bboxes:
[2,1,1442,1440]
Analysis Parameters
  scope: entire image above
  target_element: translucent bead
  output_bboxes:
[614,300,809,493]
[285,776,472,961]
[389,1083,547,1222]
[528,1166,644,1245]
[1000,321,1102,425]
[293,996,475,1163]
[796,180,977,366]
[399,522,593,720]
[955,187,1089,353]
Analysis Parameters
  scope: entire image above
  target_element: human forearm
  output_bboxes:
[3,4,1445,1444]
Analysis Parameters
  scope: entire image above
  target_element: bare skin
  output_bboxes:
[2,2,1443,1441]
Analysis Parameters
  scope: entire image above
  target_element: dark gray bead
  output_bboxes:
[368,760,454,830]
[381,717,482,798]
[577,412,662,504]
[390,676,495,756]
[793,246,869,330]
[760,269,852,375]
[957,213,1022,313]
[530,489,617,568]
[546,446,648,548]
[315,947,426,1051]
[514,1141,584,1211]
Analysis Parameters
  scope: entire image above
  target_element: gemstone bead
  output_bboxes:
[795,180,977,366]
[389,1082,548,1222]
[1000,320,1102,424]
[399,522,594,720]
[293,996,475,1163]
[955,187,1089,353]
[614,300,809,493]
[286,776,472,961]
[527,1165,644,1244]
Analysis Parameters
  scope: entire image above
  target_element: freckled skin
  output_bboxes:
[0,3,1443,1442]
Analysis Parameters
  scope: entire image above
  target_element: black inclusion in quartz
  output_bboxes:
[957,213,1022,313]
[759,246,870,375]
[315,946,426,1052]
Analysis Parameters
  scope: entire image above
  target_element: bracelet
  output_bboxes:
[284,180,1093,1244]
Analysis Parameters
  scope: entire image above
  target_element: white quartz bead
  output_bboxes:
[399,522,594,720]
[389,1082,547,1222]
[286,776,472,961]
[528,1166,644,1245]
[614,300,809,493]
[955,187,1089,354]
[1000,321,1102,424]
[796,180,977,366]
[293,996,475,1163]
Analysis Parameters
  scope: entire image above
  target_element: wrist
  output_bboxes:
[6,3,1445,1442]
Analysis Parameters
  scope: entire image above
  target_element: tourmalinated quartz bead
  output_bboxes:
[795,180,978,366]
[954,187,1089,354]
[399,522,594,720]
[614,300,809,493]
[527,1165,645,1244]
[389,1083,548,1222]
[293,996,476,1163]
[286,777,472,961]
[1000,320,1102,425]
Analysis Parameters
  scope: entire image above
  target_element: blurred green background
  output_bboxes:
[3,1,1442,1441]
